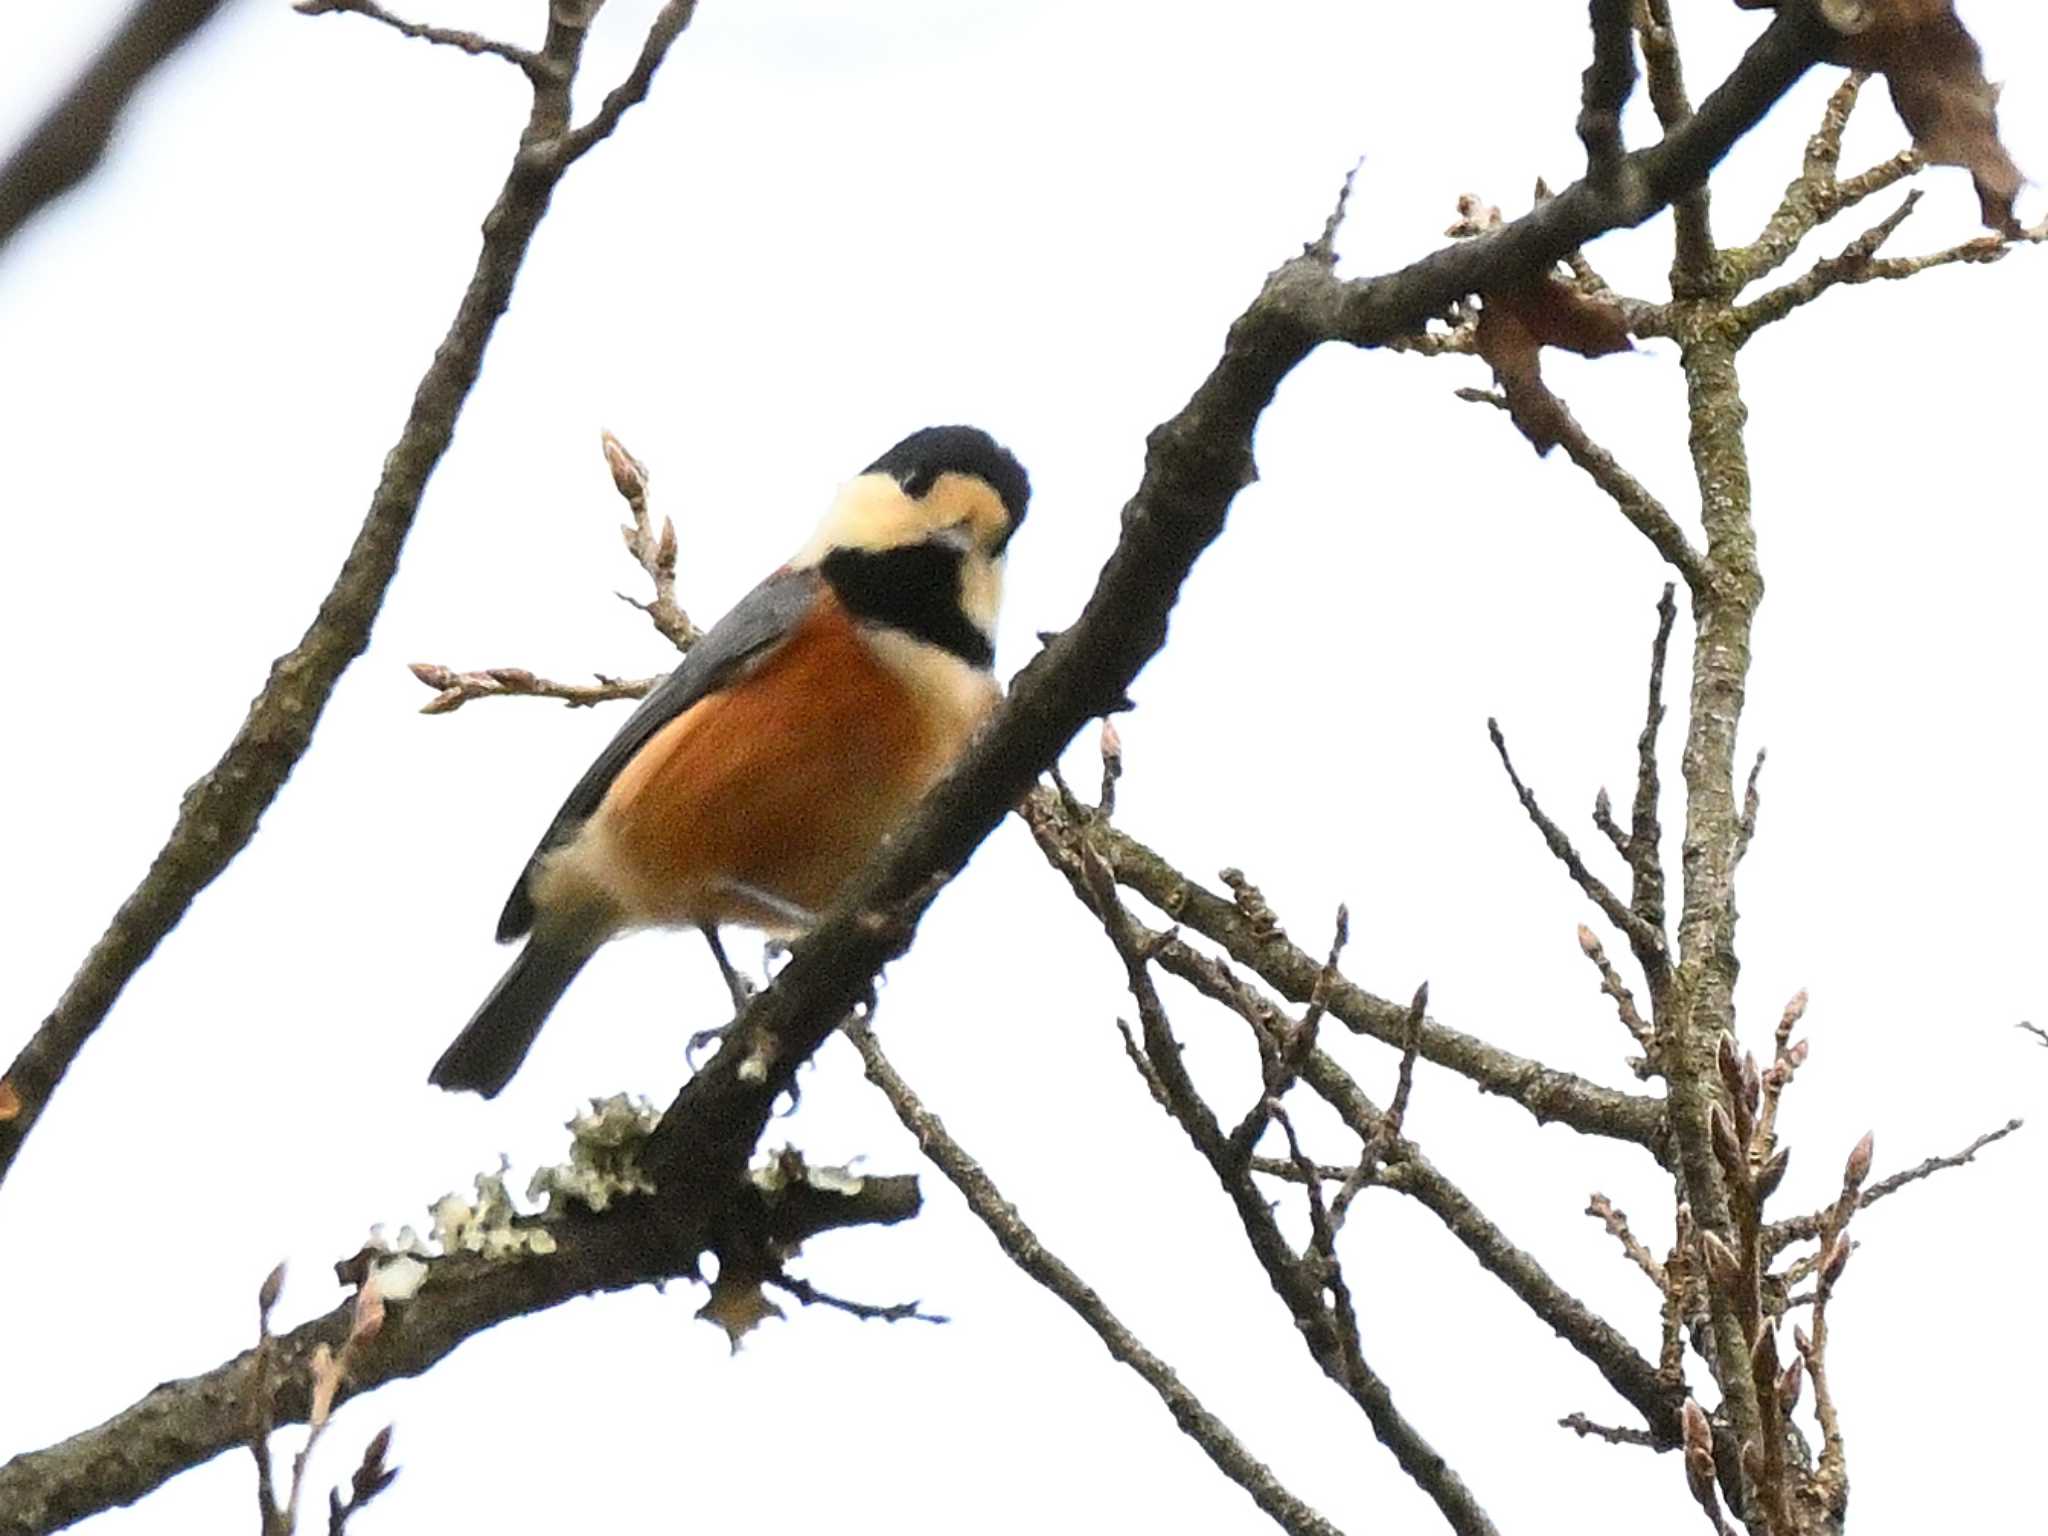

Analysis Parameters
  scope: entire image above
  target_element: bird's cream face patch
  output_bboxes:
[794,469,1011,644]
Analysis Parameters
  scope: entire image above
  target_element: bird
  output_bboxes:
[429,424,1030,1097]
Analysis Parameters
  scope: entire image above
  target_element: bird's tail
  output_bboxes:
[430,933,599,1097]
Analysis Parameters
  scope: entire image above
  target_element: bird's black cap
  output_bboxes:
[867,425,1031,529]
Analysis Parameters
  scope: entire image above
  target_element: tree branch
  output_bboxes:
[293,0,540,72]
[602,428,703,651]
[843,1016,1346,1536]
[1447,330,1706,583]
[1760,1117,2022,1257]
[408,664,658,714]
[0,0,701,1191]
[1734,190,2015,333]
[1626,584,1677,937]
[1635,0,1718,286]
[0,0,234,258]
[1306,1053,1682,1446]
[1580,0,1639,187]
[0,1160,917,1535]
[1067,850,1500,1536]
[1489,716,1672,972]
[1026,790,1668,1149]
[1547,401,1707,589]
[1024,792,1679,1450]
[559,2,700,164]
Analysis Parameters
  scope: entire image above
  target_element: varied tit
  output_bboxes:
[429,425,1030,1097]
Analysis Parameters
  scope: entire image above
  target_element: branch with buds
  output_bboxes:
[248,1265,398,1536]
[410,431,699,715]
[603,429,702,653]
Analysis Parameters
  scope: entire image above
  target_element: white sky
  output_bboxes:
[2,2,2042,1532]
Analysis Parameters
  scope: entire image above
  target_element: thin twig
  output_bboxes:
[293,0,540,72]
[1735,190,2011,333]
[409,664,658,714]
[1226,905,1350,1163]
[1728,71,1928,287]
[1729,72,1872,285]
[603,430,701,652]
[1330,984,1425,1233]
[1306,158,1363,266]
[1732,748,1766,866]
[1627,585,1677,938]
[1751,990,1806,1160]
[1249,1154,1360,1185]
[1069,846,1501,1536]
[1489,717,1670,962]
[1097,720,1123,818]
[559,2,702,164]
[1578,925,1657,1070]
[1529,386,1705,588]
[844,1016,1347,1536]
[1025,789,1669,1149]
[1762,1118,2023,1256]
[768,1273,947,1325]
[1560,1412,1666,1449]
[1587,1194,1667,1288]
[252,1269,399,1536]
[325,1426,398,1535]
[1440,326,1704,584]
[1309,1051,1680,1445]
[1064,869,1679,1445]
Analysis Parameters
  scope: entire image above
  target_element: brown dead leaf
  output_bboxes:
[697,1271,784,1351]
[1744,0,2025,234]
[1474,276,1634,454]
[0,1078,18,1122]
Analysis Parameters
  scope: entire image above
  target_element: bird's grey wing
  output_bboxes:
[495,565,824,941]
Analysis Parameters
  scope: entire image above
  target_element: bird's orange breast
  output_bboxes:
[584,593,996,933]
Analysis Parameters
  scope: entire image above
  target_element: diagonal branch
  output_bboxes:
[844,1017,1348,1536]
[1025,795,1678,1448]
[1489,717,1671,973]
[1729,70,1868,285]
[1728,72,1923,288]
[0,1164,917,1535]
[1547,397,1706,588]
[1305,1053,1683,1446]
[0,0,234,258]
[1449,335,1706,583]
[0,0,703,1193]
[1735,190,2015,333]
[1026,790,1668,1149]
[1067,850,1500,1536]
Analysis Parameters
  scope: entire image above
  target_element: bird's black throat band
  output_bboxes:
[820,542,995,669]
